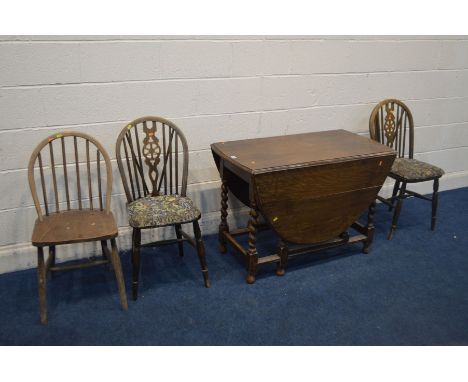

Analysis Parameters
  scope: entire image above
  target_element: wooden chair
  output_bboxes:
[369,99,444,240]
[115,116,210,300]
[28,132,128,324]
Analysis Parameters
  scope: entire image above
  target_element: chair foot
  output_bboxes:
[202,270,211,288]
[193,221,211,288]
[387,227,396,240]
[132,281,139,301]
[219,242,227,254]
[431,218,437,231]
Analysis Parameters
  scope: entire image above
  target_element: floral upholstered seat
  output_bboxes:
[390,158,445,182]
[127,195,201,228]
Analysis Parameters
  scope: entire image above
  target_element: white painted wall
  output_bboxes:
[1,36,467,273]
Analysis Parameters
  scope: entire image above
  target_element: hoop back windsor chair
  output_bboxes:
[369,99,444,239]
[28,131,128,324]
[115,116,210,300]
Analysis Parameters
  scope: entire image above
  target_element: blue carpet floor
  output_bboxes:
[0,187,467,345]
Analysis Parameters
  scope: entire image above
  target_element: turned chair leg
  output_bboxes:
[431,178,439,230]
[193,220,210,288]
[388,182,407,240]
[37,247,47,325]
[131,228,141,300]
[389,180,401,211]
[363,201,376,253]
[48,245,56,279]
[109,238,128,310]
[101,240,112,271]
[175,224,184,257]
[101,240,108,260]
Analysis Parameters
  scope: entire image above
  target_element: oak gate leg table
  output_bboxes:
[211,129,396,284]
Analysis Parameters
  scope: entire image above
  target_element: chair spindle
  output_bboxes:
[61,137,71,210]
[49,141,60,212]
[86,139,93,209]
[37,152,49,215]
[74,136,82,209]
[97,149,103,210]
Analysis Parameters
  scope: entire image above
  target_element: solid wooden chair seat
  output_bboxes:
[32,209,118,246]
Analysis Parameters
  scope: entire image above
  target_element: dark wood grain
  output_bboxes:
[31,210,118,246]
[369,99,444,239]
[211,129,394,174]
[254,156,393,244]
[212,129,396,283]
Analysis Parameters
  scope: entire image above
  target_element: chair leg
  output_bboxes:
[109,238,128,310]
[431,178,439,231]
[389,180,401,211]
[131,228,141,300]
[101,240,108,260]
[37,247,47,325]
[193,220,210,288]
[101,240,112,271]
[363,201,376,254]
[388,182,407,240]
[48,245,56,279]
[174,224,184,257]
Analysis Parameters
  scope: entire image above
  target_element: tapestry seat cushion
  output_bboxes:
[127,195,201,228]
[390,158,444,181]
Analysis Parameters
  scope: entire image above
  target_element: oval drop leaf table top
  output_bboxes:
[211,129,396,244]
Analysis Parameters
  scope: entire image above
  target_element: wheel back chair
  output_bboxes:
[115,116,210,300]
[369,99,444,240]
[28,132,128,325]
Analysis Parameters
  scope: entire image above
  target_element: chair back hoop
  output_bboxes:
[369,99,415,159]
[115,116,189,203]
[28,131,113,221]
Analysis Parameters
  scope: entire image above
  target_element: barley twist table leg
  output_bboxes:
[219,177,230,253]
[246,203,259,284]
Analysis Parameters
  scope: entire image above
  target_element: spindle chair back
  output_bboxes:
[28,131,112,220]
[28,131,127,325]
